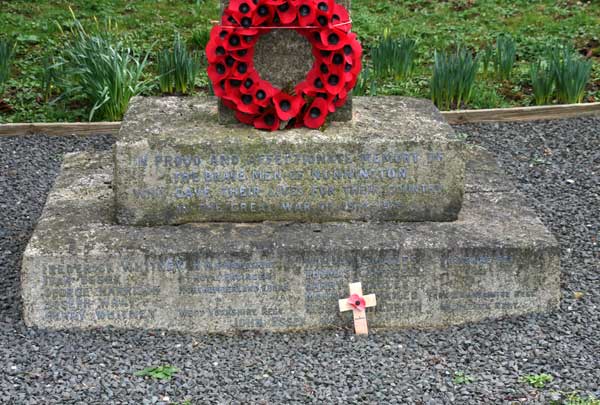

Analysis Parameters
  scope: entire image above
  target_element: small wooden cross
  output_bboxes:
[338,282,377,335]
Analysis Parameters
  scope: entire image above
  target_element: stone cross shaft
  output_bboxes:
[339,282,376,335]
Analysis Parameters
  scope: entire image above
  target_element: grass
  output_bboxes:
[0,0,599,122]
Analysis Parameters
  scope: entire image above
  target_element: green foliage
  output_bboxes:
[353,64,377,96]
[560,392,600,405]
[480,46,494,78]
[1,0,600,122]
[190,28,211,49]
[157,50,174,94]
[454,132,470,141]
[0,38,16,95]
[519,373,553,388]
[134,365,179,380]
[57,12,153,121]
[493,34,517,80]
[431,47,479,110]
[157,33,201,95]
[550,392,600,405]
[206,78,215,96]
[530,60,554,106]
[371,28,417,81]
[549,46,593,104]
[40,55,63,102]
[468,81,510,109]
[452,371,474,385]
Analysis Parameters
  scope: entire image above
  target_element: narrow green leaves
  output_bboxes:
[55,11,153,121]
[549,46,592,104]
[529,46,592,105]
[0,38,16,95]
[431,47,479,111]
[530,60,554,106]
[353,65,378,96]
[494,34,517,80]
[480,46,494,79]
[158,33,201,95]
[371,28,417,81]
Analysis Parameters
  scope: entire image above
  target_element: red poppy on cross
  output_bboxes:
[338,282,376,335]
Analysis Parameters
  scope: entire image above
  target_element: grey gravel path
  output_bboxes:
[0,117,599,404]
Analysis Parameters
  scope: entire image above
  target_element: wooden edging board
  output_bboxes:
[1,102,599,137]
[0,122,121,137]
[443,102,600,124]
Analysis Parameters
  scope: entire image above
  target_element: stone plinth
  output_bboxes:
[21,150,560,333]
[218,0,352,122]
[114,96,465,226]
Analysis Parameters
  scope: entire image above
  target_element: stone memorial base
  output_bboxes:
[114,97,465,226]
[21,149,560,333]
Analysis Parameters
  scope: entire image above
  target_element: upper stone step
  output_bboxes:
[114,96,465,226]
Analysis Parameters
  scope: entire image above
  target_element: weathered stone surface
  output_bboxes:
[218,0,352,122]
[22,150,560,333]
[114,96,465,225]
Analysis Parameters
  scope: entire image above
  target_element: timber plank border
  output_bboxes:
[1,102,599,136]
[443,102,600,124]
[0,122,121,137]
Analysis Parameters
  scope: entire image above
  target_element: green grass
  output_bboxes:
[0,0,599,122]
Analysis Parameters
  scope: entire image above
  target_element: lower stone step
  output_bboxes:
[21,149,560,333]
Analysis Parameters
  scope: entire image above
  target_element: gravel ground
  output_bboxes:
[0,117,599,404]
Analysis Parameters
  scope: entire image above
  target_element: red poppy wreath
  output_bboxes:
[206,0,362,131]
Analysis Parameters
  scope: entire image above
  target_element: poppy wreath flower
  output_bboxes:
[348,293,366,311]
[206,0,362,131]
